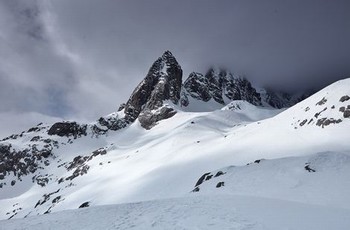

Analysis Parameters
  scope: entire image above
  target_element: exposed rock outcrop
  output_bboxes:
[182,67,312,109]
[122,51,183,129]
[183,72,211,102]
[0,139,57,185]
[182,68,261,107]
[48,122,87,138]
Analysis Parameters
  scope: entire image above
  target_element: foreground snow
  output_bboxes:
[1,195,350,230]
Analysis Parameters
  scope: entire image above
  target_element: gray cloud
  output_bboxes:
[44,0,350,91]
[0,0,76,116]
[0,0,349,136]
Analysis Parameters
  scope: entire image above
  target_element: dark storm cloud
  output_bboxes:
[46,0,350,92]
[0,0,349,135]
[0,0,76,116]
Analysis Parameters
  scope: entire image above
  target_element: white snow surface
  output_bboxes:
[2,195,350,230]
[1,78,350,229]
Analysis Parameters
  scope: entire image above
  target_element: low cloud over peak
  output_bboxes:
[0,0,349,136]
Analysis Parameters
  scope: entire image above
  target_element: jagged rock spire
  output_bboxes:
[182,67,261,106]
[123,51,183,128]
[183,72,211,102]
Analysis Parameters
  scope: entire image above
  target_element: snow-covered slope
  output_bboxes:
[192,151,350,209]
[2,195,350,230]
[0,101,282,219]
[1,78,349,225]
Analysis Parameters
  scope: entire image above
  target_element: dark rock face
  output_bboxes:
[79,202,90,208]
[93,116,129,134]
[304,163,316,172]
[138,106,177,129]
[48,122,87,138]
[181,68,310,109]
[195,172,211,187]
[0,139,57,187]
[205,68,225,104]
[182,68,262,107]
[344,110,350,118]
[114,52,312,129]
[338,95,350,118]
[183,72,211,102]
[34,189,60,210]
[123,51,183,129]
[57,147,108,182]
[340,95,350,102]
[316,118,342,128]
[316,97,327,106]
[214,171,225,177]
[299,119,308,126]
[192,170,226,192]
[226,77,261,105]
[216,182,225,188]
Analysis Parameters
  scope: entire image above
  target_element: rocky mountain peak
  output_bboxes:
[161,50,178,64]
[123,51,183,129]
[182,67,261,107]
[181,66,314,109]
[45,52,310,134]
[183,72,211,102]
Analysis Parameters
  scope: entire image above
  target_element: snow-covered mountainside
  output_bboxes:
[0,51,349,229]
[2,195,350,230]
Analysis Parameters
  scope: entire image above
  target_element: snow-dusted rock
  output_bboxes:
[182,68,261,107]
[123,51,182,129]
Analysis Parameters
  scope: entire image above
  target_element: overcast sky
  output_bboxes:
[0,0,349,137]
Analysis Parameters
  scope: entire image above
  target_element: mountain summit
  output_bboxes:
[122,51,183,129]
[99,51,309,129]
[118,51,309,127]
